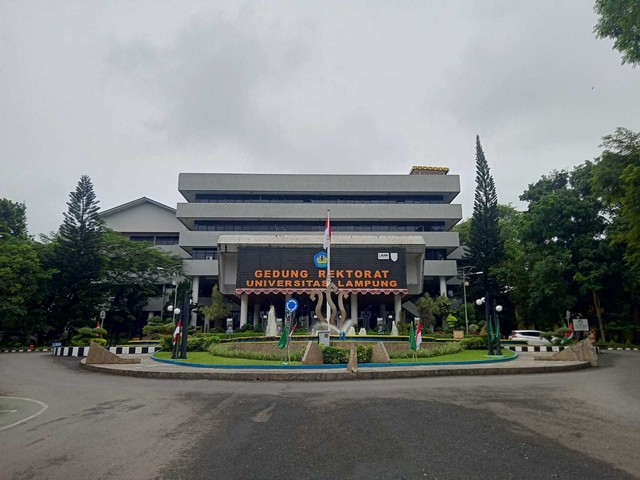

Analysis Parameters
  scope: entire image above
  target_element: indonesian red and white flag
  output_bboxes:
[323,212,331,249]
[416,322,422,349]
[173,320,181,345]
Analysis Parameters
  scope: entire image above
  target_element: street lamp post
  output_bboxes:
[167,304,181,358]
[475,297,503,356]
[459,267,483,335]
[494,304,503,355]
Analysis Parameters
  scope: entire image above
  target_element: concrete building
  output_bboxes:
[100,197,189,317]
[176,167,462,331]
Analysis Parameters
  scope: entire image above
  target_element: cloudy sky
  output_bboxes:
[1,1,638,236]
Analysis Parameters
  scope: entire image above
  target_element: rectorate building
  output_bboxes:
[100,166,462,331]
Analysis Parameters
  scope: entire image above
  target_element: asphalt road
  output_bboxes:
[1,351,639,480]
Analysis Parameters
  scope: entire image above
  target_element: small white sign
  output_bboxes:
[573,318,589,331]
[378,253,389,260]
[390,252,398,262]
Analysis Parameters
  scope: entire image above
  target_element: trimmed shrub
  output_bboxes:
[388,342,462,359]
[208,344,304,361]
[321,344,372,364]
[321,346,350,364]
[459,335,487,350]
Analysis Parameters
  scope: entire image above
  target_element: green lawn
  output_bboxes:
[154,351,302,366]
[389,349,516,363]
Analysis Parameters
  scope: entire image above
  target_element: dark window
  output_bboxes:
[155,236,179,245]
[130,235,154,243]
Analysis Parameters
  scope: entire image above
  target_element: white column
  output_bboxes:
[350,293,358,323]
[240,293,248,327]
[253,304,260,326]
[394,294,401,322]
[439,276,447,296]
[190,276,200,326]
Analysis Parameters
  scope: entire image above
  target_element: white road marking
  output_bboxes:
[0,409,19,413]
[0,396,48,431]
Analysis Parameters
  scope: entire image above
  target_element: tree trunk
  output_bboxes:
[593,290,606,343]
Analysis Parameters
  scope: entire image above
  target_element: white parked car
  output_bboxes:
[508,330,552,346]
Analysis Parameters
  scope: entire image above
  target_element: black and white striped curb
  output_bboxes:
[599,347,640,351]
[506,346,567,352]
[0,348,51,353]
[506,345,639,352]
[52,346,159,357]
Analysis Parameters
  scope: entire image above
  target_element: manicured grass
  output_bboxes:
[390,349,516,363]
[154,351,302,366]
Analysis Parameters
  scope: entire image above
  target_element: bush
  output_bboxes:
[388,342,462,359]
[77,327,93,336]
[320,344,372,364]
[159,334,221,352]
[208,344,304,361]
[459,335,487,350]
[92,327,108,336]
[321,346,350,364]
[468,323,480,333]
[239,323,254,332]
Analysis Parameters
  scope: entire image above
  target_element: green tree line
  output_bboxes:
[0,176,183,347]
[454,128,640,344]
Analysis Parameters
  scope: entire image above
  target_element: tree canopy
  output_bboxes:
[594,0,640,67]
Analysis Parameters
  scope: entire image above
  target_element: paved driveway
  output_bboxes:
[1,351,638,479]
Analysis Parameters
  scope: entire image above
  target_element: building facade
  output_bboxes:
[176,167,462,331]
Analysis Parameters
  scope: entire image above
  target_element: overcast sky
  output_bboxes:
[1,1,638,236]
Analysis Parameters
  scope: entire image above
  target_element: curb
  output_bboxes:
[80,358,591,382]
[0,349,51,353]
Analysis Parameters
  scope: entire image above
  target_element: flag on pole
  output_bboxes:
[562,321,574,344]
[173,320,181,345]
[323,211,331,249]
[416,322,422,350]
[289,321,298,339]
[409,321,417,351]
[277,322,289,349]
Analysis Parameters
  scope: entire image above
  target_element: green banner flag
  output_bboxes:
[277,322,289,349]
[409,321,417,352]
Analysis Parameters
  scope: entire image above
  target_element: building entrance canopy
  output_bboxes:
[217,234,426,296]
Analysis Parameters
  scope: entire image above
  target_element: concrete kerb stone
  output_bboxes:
[79,353,592,381]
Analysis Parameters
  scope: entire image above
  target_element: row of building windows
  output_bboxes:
[193,221,446,232]
[194,194,445,204]
[192,248,448,261]
[129,235,180,245]
[192,249,219,260]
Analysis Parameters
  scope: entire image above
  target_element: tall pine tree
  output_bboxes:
[468,136,504,353]
[50,175,105,337]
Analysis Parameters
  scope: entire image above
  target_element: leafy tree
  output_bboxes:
[99,230,184,342]
[0,236,49,337]
[0,199,29,239]
[416,294,436,330]
[200,284,230,331]
[46,175,105,338]
[594,0,640,67]
[591,128,640,327]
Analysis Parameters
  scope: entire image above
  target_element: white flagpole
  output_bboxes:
[325,210,331,328]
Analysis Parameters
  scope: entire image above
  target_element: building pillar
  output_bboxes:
[253,304,260,327]
[439,276,447,296]
[350,293,358,324]
[190,276,200,326]
[394,294,401,323]
[240,293,248,327]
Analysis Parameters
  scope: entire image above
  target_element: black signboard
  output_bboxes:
[236,246,406,292]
